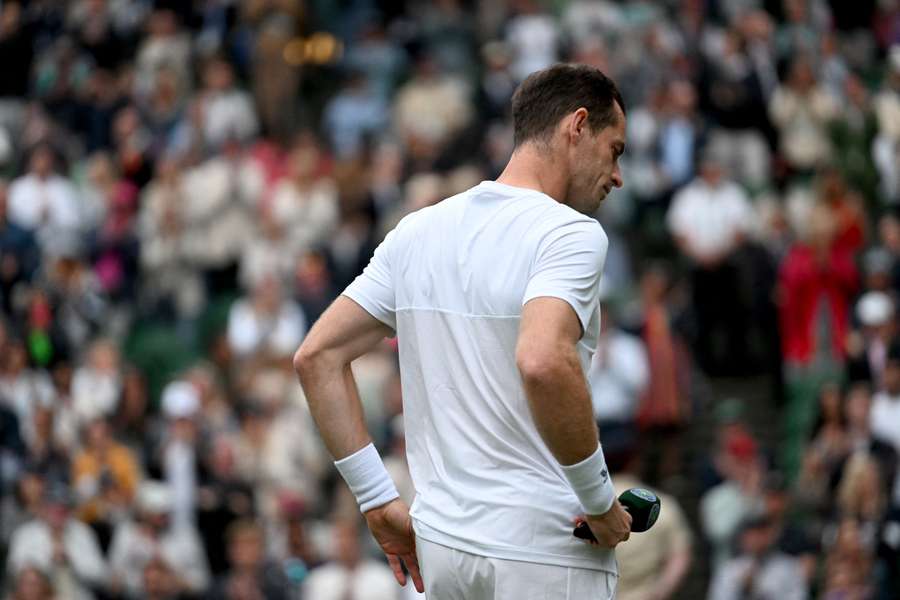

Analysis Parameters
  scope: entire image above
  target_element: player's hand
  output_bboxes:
[583,500,632,548]
[363,498,425,593]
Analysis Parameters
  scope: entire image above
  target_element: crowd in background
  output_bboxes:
[0,0,899,598]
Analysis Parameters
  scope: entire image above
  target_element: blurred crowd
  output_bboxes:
[0,0,898,599]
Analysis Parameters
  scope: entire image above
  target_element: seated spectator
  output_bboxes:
[847,291,895,388]
[842,383,898,505]
[0,338,56,446]
[71,416,141,548]
[7,483,107,600]
[871,342,900,459]
[70,338,121,424]
[587,296,649,435]
[760,474,818,582]
[769,56,838,174]
[226,274,307,360]
[392,53,473,165]
[138,155,205,320]
[821,518,877,600]
[108,481,210,598]
[267,137,339,258]
[835,451,888,530]
[700,428,766,570]
[0,181,40,313]
[198,56,259,151]
[207,518,288,600]
[0,468,44,543]
[7,144,81,253]
[610,448,692,600]
[196,436,255,576]
[707,515,807,600]
[157,381,202,530]
[303,517,398,600]
[323,70,389,160]
[4,566,55,600]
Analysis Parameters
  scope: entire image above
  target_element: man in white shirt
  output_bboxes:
[295,64,630,599]
[666,155,755,376]
[7,144,82,248]
[7,483,107,600]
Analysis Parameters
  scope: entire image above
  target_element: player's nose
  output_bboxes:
[612,166,623,188]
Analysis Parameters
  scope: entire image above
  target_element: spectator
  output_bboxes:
[198,56,259,151]
[207,518,288,600]
[108,480,210,598]
[267,136,339,258]
[196,436,255,576]
[155,380,202,532]
[7,145,81,254]
[707,515,807,600]
[134,9,192,105]
[6,483,107,600]
[848,291,896,388]
[634,265,693,483]
[392,54,473,165]
[610,449,692,600]
[769,56,838,174]
[700,427,765,570]
[505,0,560,82]
[4,566,55,600]
[226,274,307,360]
[70,338,121,424]
[303,517,399,600]
[323,70,389,160]
[0,181,40,313]
[873,46,900,204]
[843,383,898,505]
[587,296,649,443]
[778,204,858,476]
[667,153,755,376]
[870,344,900,476]
[821,518,877,600]
[71,416,141,547]
[0,338,56,447]
[138,155,205,320]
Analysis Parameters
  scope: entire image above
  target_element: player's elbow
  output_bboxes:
[293,340,323,378]
[516,345,566,386]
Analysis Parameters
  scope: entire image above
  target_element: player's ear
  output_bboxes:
[570,108,589,138]
[563,108,589,146]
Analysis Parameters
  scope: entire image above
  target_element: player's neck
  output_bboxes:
[495,144,568,204]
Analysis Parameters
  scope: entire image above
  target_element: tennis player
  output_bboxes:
[294,63,630,599]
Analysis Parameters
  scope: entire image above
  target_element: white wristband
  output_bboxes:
[560,445,616,515]
[334,443,400,513]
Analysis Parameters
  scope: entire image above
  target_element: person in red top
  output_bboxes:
[778,202,858,478]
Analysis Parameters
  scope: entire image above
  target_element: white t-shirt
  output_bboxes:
[871,392,900,451]
[343,180,615,573]
[666,179,754,259]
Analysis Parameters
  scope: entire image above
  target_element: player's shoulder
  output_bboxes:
[539,205,609,251]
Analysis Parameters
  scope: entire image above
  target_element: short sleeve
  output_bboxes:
[342,228,397,331]
[523,220,608,335]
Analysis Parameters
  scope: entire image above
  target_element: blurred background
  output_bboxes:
[0,0,898,599]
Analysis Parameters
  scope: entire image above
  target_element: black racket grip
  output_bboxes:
[573,510,629,542]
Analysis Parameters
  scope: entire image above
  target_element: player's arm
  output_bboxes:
[294,297,424,593]
[516,299,629,550]
[293,296,390,458]
[516,297,599,465]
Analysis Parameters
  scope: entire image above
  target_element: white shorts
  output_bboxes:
[415,537,617,600]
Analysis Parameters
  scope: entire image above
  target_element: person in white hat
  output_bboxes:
[107,480,209,598]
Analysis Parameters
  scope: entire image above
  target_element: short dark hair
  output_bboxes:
[511,64,625,147]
